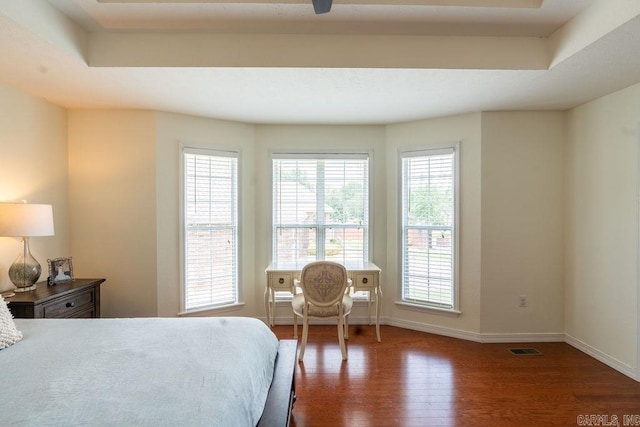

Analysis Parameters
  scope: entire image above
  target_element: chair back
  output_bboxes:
[299,261,349,308]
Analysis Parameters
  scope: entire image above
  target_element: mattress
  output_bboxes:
[0,316,279,427]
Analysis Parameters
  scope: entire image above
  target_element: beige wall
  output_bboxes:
[156,121,387,321]
[565,82,639,376]
[385,111,566,339]
[480,111,565,335]
[0,82,70,293]
[155,111,255,317]
[4,78,638,379]
[68,110,157,317]
[386,113,483,335]
[254,125,387,323]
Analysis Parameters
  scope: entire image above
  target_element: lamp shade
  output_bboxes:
[0,203,55,237]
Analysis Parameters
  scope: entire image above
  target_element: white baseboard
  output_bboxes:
[387,318,564,343]
[390,320,637,381]
[386,317,483,342]
[264,315,639,382]
[565,334,638,381]
[479,332,565,343]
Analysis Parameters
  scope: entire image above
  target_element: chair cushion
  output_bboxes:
[292,293,353,318]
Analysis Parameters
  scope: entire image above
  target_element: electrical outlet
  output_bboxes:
[519,295,527,308]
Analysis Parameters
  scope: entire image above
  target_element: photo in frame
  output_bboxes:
[47,257,74,284]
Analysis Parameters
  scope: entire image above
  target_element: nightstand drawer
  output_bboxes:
[42,289,95,318]
[73,307,97,318]
[7,279,105,319]
[352,273,376,289]
[269,273,293,290]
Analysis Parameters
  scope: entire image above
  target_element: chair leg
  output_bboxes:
[298,312,309,361]
[344,314,349,340]
[337,316,347,360]
[293,311,298,339]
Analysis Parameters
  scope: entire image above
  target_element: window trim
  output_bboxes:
[179,144,242,314]
[396,142,461,315]
[268,149,374,267]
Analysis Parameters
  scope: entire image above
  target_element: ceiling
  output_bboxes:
[0,0,639,124]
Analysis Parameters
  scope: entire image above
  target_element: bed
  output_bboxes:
[0,316,296,427]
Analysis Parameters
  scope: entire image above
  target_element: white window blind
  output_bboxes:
[401,148,457,309]
[183,149,238,311]
[272,154,369,266]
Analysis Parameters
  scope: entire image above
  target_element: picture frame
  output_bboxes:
[47,257,74,284]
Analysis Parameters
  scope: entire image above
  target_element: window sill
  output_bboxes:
[394,301,462,318]
[178,302,245,317]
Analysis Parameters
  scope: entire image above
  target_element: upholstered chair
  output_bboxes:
[292,261,353,361]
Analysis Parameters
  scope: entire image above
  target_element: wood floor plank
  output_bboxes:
[271,324,640,427]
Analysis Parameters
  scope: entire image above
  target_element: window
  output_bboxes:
[401,146,458,310]
[183,148,238,311]
[272,153,369,266]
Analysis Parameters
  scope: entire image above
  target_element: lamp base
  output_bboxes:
[13,284,37,292]
[8,238,42,292]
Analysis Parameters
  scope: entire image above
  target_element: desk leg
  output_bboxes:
[264,285,272,327]
[375,286,382,342]
[271,289,277,327]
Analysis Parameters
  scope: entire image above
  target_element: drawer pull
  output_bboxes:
[66,302,75,308]
[362,277,368,284]
[278,278,285,284]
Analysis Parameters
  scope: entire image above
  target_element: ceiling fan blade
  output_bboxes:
[312,0,332,14]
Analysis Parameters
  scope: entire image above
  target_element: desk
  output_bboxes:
[265,262,382,342]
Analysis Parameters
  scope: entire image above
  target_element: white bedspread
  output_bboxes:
[1,317,279,427]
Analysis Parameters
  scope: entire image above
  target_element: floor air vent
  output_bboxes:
[508,348,542,356]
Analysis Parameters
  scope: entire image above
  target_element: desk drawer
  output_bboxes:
[42,289,95,318]
[269,273,293,290]
[352,273,376,290]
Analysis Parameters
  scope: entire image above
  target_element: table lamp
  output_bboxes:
[0,203,54,292]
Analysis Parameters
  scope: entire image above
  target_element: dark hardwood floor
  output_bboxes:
[270,324,640,427]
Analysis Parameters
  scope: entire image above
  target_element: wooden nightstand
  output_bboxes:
[6,278,105,319]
